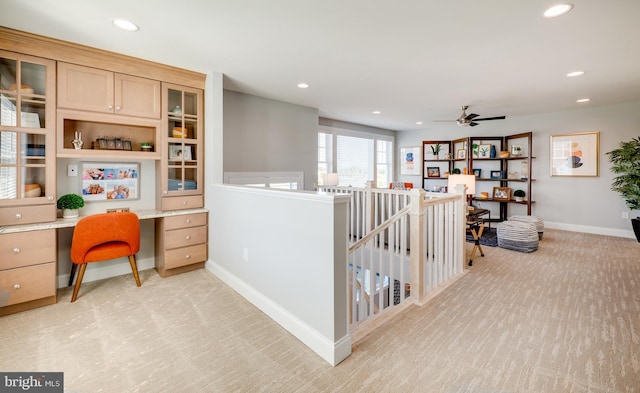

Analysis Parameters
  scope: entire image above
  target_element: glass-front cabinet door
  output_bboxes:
[159,83,203,210]
[0,50,56,214]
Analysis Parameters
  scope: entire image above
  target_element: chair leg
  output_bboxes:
[71,264,87,302]
[129,255,141,287]
[68,263,77,287]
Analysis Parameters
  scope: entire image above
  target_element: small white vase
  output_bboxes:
[63,209,79,218]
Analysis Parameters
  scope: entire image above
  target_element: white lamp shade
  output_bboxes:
[448,174,476,195]
[323,173,339,186]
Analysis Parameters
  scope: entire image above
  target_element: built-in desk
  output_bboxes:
[0,208,208,316]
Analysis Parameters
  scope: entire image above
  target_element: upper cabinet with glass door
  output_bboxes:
[158,83,203,211]
[0,50,56,225]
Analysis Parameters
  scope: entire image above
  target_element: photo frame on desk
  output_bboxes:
[80,162,139,202]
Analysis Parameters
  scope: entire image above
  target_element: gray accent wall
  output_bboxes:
[223,90,319,190]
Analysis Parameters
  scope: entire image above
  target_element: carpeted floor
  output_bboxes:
[1,229,639,392]
[466,227,498,247]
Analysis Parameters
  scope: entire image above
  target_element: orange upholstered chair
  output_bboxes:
[69,212,141,302]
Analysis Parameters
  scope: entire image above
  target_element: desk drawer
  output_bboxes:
[0,229,56,270]
[0,205,56,226]
[164,244,207,270]
[164,226,207,250]
[0,262,56,307]
[163,212,207,231]
[161,195,203,211]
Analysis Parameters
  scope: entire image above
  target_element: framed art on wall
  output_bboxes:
[81,162,139,202]
[550,132,599,177]
[400,146,421,175]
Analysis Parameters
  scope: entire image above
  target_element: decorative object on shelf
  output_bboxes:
[550,132,599,176]
[457,149,466,159]
[479,191,489,199]
[607,136,640,242]
[473,168,481,177]
[508,171,520,180]
[172,127,188,138]
[492,187,511,201]
[169,145,192,160]
[140,142,154,152]
[430,143,442,158]
[57,193,85,218]
[71,131,84,150]
[171,105,182,115]
[511,145,523,156]
[490,170,503,179]
[22,183,42,198]
[490,145,497,158]
[452,168,461,174]
[521,161,529,179]
[513,189,526,202]
[94,138,134,151]
[478,144,491,158]
[472,143,479,158]
[499,151,510,158]
[400,146,421,175]
[426,167,440,178]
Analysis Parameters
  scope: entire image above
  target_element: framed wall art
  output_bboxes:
[400,146,421,175]
[550,132,599,177]
[81,162,140,202]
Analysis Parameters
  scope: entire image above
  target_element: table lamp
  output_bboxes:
[448,174,476,209]
[323,173,339,186]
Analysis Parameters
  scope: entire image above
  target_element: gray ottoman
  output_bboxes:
[508,215,544,239]
[497,220,539,253]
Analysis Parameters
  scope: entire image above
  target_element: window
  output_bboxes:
[318,126,393,188]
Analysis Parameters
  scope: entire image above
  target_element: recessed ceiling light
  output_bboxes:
[543,4,573,18]
[416,121,423,125]
[297,83,309,89]
[576,98,591,103]
[113,18,139,32]
[372,111,381,115]
[566,71,585,77]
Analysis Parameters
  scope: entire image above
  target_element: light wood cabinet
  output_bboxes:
[0,229,57,316]
[155,212,208,277]
[58,62,161,119]
[157,83,204,210]
[0,50,57,224]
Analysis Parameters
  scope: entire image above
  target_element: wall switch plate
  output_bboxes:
[243,247,249,262]
[67,164,78,176]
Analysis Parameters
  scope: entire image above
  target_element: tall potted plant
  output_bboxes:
[607,136,640,242]
[57,193,85,218]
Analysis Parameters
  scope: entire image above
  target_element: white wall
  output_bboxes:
[396,101,640,238]
[223,90,319,190]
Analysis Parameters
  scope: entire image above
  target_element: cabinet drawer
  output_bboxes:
[0,205,56,226]
[0,229,56,270]
[163,226,207,250]
[161,195,203,211]
[163,213,207,231]
[164,244,207,270]
[0,263,56,307]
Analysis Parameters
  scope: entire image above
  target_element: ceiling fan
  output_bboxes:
[434,105,506,127]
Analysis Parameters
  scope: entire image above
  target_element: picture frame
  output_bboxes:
[169,144,193,160]
[122,140,132,151]
[81,162,139,202]
[426,167,441,178]
[457,149,466,159]
[490,170,503,179]
[400,146,421,175]
[550,132,599,177]
[473,168,481,178]
[492,186,511,201]
[478,144,492,158]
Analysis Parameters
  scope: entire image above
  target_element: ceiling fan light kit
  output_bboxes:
[434,105,506,127]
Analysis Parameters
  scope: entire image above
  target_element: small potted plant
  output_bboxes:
[430,143,442,159]
[607,136,640,242]
[57,193,84,218]
[513,189,526,202]
[140,142,153,152]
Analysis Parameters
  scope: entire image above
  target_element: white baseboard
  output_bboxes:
[205,260,351,366]
[545,221,635,239]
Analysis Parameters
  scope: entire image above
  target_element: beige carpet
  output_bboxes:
[1,229,639,392]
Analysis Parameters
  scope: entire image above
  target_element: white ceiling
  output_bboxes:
[2,0,639,131]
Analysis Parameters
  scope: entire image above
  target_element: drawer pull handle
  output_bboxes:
[108,105,113,110]
[15,213,22,219]
[185,235,191,240]
[48,196,54,201]
[185,254,191,260]
[186,219,191,224]
[13,248,20,254]
[14,284,21,290]
[182,201,187,205]
[115,106,121,111]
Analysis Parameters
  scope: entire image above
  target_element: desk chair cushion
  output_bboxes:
[70,212,140,264]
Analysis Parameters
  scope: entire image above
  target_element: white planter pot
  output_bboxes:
[62,209,79,218]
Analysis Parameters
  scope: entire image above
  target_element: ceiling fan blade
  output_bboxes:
[465,113,480,120]
[473,116,506,121]
[469,122,479,127]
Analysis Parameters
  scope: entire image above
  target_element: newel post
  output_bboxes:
[409,188,426,302]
